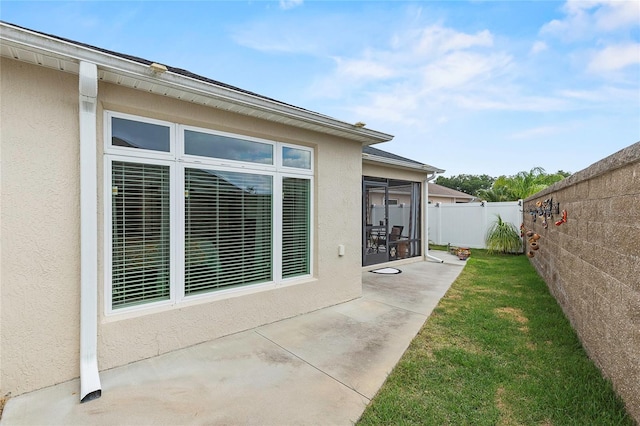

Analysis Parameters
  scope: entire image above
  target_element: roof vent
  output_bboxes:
[149,63,167,74]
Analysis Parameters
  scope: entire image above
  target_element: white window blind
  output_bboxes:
[111,161,171,308]
[282,177,310,278]
[185,168,273,294]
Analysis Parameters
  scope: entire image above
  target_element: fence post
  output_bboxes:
[482,201,488,245]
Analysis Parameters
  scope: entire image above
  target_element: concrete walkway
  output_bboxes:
[1,255,466,426]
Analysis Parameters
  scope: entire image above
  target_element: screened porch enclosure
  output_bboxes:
[362,177,421,266]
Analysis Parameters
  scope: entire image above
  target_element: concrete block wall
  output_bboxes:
[523,142,639,422]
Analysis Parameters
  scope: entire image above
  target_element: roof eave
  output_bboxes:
[0,22,394,145]
[362,154,444,174]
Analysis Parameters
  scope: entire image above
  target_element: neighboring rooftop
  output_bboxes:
[428,182,475,202]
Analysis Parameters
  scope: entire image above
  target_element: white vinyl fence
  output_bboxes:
[428,201,523,249]
[370,205,411,237]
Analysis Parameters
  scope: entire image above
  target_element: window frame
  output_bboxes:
[104,111,314,316]
[106,111,176,161]
[181,125,277,170]
[177,163,277,303]
[104,155,178,313]
[280,175,312,279]
[280,144,313,171]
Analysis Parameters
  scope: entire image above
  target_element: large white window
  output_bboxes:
[105,111,313,314]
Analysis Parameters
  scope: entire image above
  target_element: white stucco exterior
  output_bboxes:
[0,24,393,397]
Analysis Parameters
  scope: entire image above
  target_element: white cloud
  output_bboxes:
[233,2,635,144]
[450,91,570,113]
[509,125,563,140]
[309,18,611,134]
[279,0,303,10]
[334,57,396,80]
[231,23,320,54]
[530,41,547,54]
[559,85,640,105]
[540,0,640,40]
[412,25,493,56]
[589,0,639,31]
[536,1,639,91]
[558,89,604,101]
[421,51,512,91]
[587,43,640,72]
[309,23,513,121]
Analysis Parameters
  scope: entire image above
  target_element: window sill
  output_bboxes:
[103,275,316,323]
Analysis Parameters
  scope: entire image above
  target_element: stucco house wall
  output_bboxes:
[1,55,367,396]
[428,195,470,204]
[428,195,456,204]
[1,58,82,395]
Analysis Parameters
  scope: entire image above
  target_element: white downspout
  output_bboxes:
[423,174,443,263]
[79,61,102,402]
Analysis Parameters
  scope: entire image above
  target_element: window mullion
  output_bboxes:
[273,175,283,283]
[174,163,184,303]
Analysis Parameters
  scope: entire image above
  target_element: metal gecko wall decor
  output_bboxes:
[523,198,568,258]
[527,197,567,229]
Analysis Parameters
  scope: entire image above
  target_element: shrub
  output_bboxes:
[485,214,522,254]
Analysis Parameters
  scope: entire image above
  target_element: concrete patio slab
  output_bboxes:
[1,255,466,426]
[257,297,427,400]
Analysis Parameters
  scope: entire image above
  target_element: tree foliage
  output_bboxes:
[476,186,512,202]
[434,174,494,197]
[492,167,566,200]
[438,168,569,201]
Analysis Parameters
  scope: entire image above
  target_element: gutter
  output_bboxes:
[79,61,102,402]
[0,22,393,145]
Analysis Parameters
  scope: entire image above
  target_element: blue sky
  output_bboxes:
[2,1,639,177]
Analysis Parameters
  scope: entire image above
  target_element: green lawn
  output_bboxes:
[358,250,633,425]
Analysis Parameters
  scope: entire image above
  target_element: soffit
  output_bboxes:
[1,23,393,145]
[362,156,444,175]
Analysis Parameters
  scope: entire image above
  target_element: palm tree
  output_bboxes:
[490,167,566,200]
[476,186,512,202]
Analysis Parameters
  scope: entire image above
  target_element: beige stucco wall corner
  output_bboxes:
[1,59,81,395]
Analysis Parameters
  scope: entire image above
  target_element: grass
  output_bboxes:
[358,250,633,425]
